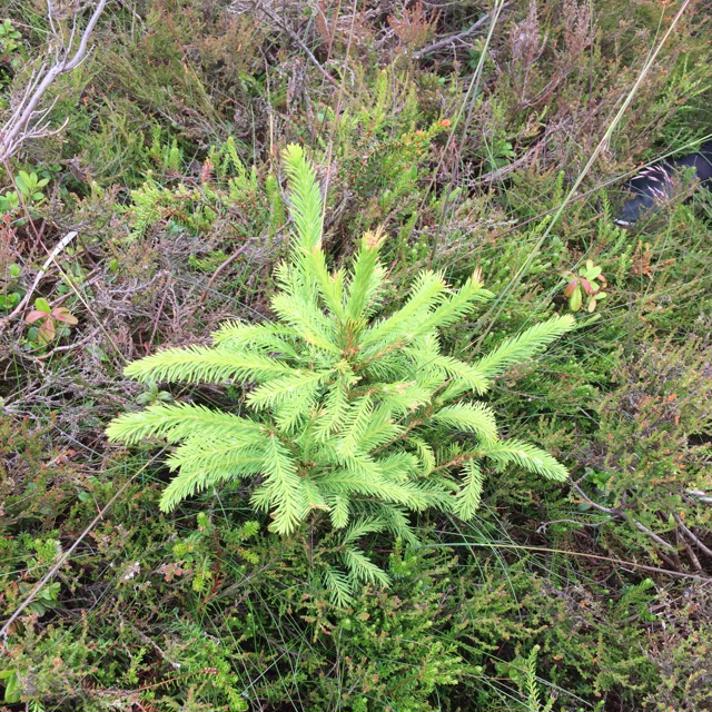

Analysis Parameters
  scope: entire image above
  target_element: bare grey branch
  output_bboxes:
[0,0,110,164]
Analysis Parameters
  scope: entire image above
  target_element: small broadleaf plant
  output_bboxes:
[106,145,574,604]
[562,259,607,313]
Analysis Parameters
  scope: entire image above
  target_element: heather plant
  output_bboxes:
[123,136,281,242]
[2,2,712,709]
[107,145,573,600]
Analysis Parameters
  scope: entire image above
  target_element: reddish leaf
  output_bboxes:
[199,159,213,184]
[51,307,78,325]
[37,317,56,344]
[563,280,578,298]
[25,309,48,324]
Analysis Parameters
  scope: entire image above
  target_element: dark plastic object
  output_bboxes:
[614,142,712,227]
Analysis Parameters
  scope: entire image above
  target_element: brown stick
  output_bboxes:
[571,482,677,553]
[674,513,712,559]
[413,10,499,59]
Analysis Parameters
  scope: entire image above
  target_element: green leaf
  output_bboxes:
[334,396,374,457]
[160,444,263,512]
[473,315,575,379]
[212,321,297,356]
[282,144,323,253]
[342,516,387,545]
[360,269,447,351]
[431,354,490,398]
[342,546,390,587]
[106,402,265,445]
[327,494,350,529]
[455,460,485,519]
[247,369,327,410]
[34,297,51,313]
[15,170,32,194]
[482,439,568,482]
[322,566,353,607]
[271,292,340,354]
[432,402,498,443]
[408,437,436,475]
[314,378,351,441]
[123,346,296,384]
[345,229,385,323]
[258,435,306,535]
[0,669,20,703]
[409,271,492,337]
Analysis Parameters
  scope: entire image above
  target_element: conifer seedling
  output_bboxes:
[107,145,574,603]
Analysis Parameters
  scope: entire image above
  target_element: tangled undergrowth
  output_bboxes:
[1,1,711,711]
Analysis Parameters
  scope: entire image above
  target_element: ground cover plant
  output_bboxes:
[1,1,711,711]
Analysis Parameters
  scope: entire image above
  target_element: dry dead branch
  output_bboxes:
[0,0,110,164]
